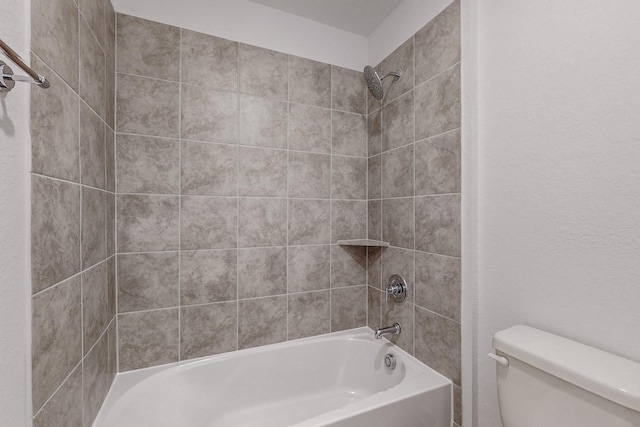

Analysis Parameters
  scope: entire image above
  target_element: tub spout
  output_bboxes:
[375,322,401,339]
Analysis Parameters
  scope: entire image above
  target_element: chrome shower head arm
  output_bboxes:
[380,69,403,81]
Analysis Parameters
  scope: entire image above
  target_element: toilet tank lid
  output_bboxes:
[493,325,640,413]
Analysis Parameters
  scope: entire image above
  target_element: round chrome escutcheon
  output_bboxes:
[386,274,408,303]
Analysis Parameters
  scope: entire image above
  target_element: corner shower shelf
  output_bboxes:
[336,239,389,247]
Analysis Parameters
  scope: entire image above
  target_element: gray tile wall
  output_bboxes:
[28,2,460,422]
[30,0,117,425]
[114,14,369,372]
[366,1,462,426]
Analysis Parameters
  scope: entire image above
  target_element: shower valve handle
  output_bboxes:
[385,274,408,303]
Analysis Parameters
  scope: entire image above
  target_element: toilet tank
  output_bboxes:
[492,325,640,427]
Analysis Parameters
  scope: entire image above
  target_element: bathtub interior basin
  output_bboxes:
[94,327,452,427]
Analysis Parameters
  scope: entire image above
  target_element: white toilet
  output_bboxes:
[491,325,640,427]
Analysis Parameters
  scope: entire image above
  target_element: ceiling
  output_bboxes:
[248,0,403,36]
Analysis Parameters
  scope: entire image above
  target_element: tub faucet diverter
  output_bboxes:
[375,322,402,339]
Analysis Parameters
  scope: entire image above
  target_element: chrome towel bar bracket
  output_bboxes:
[0,39,50,92]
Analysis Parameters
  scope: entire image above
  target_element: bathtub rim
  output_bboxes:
[94,326,453,426]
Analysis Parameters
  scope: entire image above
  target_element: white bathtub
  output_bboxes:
[94,327,452,427]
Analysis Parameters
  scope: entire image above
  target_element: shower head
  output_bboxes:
[363,65,402,101]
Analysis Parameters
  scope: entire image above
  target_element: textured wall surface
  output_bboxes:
[366,1,462,426]
[29,0,117,425]
[0,0,31,425]
[470,1,640,426]
[114,14,369,371]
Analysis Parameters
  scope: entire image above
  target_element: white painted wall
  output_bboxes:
[460,0,478,425]
[367,0,452,66]
[0,0,32,426]
[110,0,456,73]
[469,1,640,426]
[111,0,368,70]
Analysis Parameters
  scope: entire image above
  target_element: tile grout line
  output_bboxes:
[78,4,107,59]
[177,27,183,362]
[285,55,291,343]
[284,55,289,342]
[235,43,240,353]
[114,10,120,375]
[111,192,372,202]
[103,27,111,385]
[30,172,114,193]
[367,60,461,116]
[77,8,85,424]
[412,34,417,358]
[33,304,118,421]
[117,131,367,159]
[364,83,370,327]
[370,193,462,202]
[114,126,460,158]
[75,5,88,423]
[30,254,115,300]
[115,69,366,115]
[328,64,333,333]
[78,2,118,418]
[112,289,373,317]
[415,303,462,325]
[363,65,369,328]
[362,130,370,325]
[114,242,340,255]
[32,359,82,420]
[379,85,383,329]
